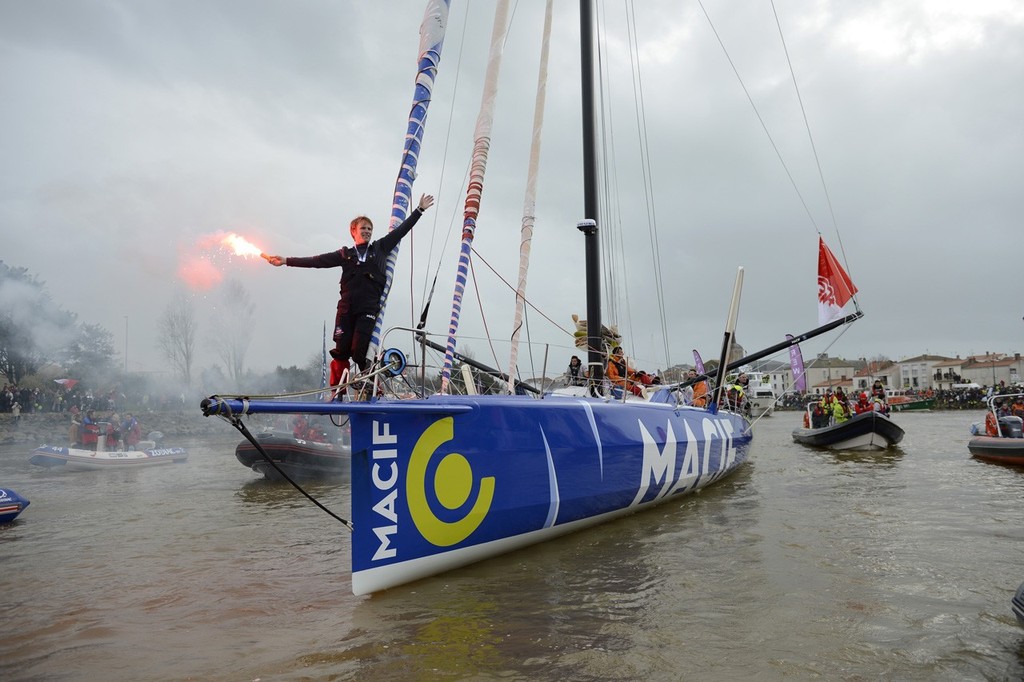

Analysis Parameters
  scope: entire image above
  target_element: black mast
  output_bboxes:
[580,0,603,389]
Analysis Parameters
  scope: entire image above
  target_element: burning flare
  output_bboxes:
[177,231,273,291]
[220,233,270,261]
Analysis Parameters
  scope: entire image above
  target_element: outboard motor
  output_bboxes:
[998,416,1023,438]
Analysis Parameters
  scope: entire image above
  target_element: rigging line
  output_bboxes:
[521,304,536,390]
[625,0,671,367]
[423,0,523,333]
[600,0,629,347]
[770,0,858,297]
[770,0,836,235]
[469,246,574,337]
[229,417,352,530]
[697,0,820,233]
[415,141,473,342]
[468,256,504,377]
[419,0,470,308]
[593,0,615,326]
[596,0,630,346]
[440,0,514,392]
[507,0,552,393]
[608,14,636,355]
[372,0,454,360]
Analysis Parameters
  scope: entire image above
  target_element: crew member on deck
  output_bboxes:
[688,369,709,408]
[566,355,588,387]
[265,194,435,392]
[871,380,886,402]
[606,346,643,398]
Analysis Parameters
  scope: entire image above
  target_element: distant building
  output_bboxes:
[932,357,966,390]
[684,346,1021,396]
[809,376,855,396]
[801,354,858,396]
[960,353,1022,388]
[894,354,958,390]
[851,360,898,394]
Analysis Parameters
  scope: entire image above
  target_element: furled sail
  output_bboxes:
[506,0,553,393]
[439,0,512,393]
[368,0,451,360]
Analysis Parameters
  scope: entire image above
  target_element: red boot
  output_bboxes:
[329,359,350,400]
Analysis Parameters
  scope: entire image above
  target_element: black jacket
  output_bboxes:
[285,208,424,315]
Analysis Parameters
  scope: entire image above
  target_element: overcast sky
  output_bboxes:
[3,0,1022,385]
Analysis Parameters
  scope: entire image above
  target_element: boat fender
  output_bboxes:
[803,412,810,429]
[985,412,998,437]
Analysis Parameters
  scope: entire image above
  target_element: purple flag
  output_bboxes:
[692,349,705,374]
[786,334,807,392]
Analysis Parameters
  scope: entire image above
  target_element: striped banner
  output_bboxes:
[368,0,451,360]
[440,0,512,393]
[506,0,553,393]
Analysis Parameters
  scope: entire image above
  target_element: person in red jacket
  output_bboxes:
[853,391,873,414]
[266,194,435,390]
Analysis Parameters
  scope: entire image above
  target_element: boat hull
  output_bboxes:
[0,487,30,523]
[889,397,935,412]
[202,393,752,594]
[345,394,752,595]
[792,410,904,450]
[747,395,775,417]
[29,445,189,470]
[235,433,349,480]
[967,435,1024,465]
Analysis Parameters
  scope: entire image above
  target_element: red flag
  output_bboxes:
[817,237,857,325]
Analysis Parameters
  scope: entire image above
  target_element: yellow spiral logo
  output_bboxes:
[407,417,495,547]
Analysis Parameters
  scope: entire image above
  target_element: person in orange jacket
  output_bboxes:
[606,346,643,398]
[685,368,709,408]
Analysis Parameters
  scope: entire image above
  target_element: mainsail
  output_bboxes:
[439,0,512,393]
[506,0,554,393]
[368,0,451,361]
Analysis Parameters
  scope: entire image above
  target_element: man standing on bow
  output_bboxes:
[266,194,435,388]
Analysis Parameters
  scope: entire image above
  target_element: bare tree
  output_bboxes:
[209,279,255,384]
[158,294,198,387]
